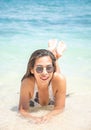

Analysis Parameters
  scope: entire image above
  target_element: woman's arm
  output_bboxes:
[18,78,42,123]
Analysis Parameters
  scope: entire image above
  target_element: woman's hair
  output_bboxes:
[22,49,56,81]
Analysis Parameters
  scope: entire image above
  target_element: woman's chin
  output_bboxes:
[40,78,50,85]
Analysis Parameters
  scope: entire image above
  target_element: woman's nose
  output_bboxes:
[42,68,47,74]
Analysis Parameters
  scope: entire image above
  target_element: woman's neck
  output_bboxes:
[35,80,49,90]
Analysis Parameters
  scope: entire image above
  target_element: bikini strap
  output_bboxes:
[48,83,54,101]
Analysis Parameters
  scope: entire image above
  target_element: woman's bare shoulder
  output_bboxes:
[52,72,66,82]
[52,72,66,92]
[21,77,35,89]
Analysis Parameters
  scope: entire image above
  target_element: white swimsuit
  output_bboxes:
[29,82,55,107]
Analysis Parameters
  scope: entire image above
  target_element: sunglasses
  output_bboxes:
[35,65,54,73]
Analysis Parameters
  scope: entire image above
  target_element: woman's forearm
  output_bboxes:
[19,109,42,123]
[45,108,64,117]
[19,109,33,118]
[41,108,64,123]
[19,107,64,123]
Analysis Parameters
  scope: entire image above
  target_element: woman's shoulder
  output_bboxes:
[21,77,35,89]
[51,72,66,93]
[52,72,66,82]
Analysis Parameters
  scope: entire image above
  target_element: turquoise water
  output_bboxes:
[0,0,91,92]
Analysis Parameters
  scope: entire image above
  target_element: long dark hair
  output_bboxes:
[22,49,56,81]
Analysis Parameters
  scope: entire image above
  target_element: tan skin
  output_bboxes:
[19,55,66,123]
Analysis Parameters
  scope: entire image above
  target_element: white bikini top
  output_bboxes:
[29,82,55,107]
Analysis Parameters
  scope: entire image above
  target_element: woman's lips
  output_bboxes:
[40,76,49,80]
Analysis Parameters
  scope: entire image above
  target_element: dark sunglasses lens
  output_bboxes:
[36,67,43,73]
[46,66,54,73]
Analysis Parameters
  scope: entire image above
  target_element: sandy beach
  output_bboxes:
[0,81,91,130]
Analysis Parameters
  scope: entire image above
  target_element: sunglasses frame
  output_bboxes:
[35,65,54,73]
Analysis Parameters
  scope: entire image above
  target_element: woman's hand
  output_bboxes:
[40,115,52,123]
[32,115,51,124]
[32,115,52,124]
[32,116,42,124]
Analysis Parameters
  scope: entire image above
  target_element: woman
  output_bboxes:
[18,39,66,123]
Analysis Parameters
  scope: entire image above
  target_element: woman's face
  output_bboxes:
[31,56,54,86]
